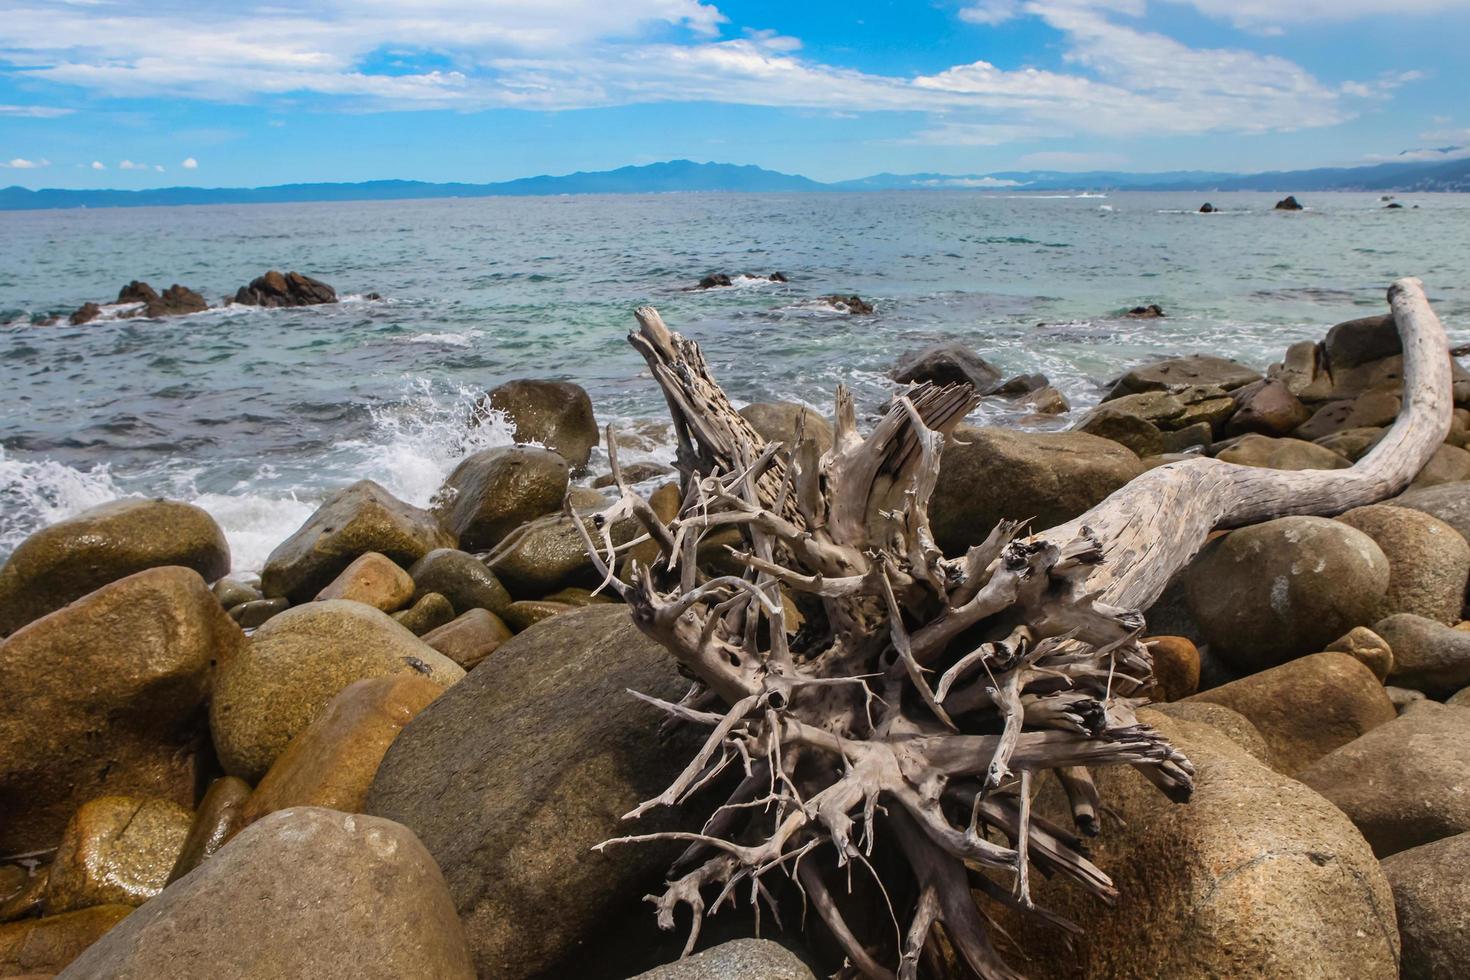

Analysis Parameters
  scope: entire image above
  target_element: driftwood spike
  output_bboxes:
[592,277,1450,978]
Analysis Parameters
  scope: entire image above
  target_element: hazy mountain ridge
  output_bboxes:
[4,154,1468,210]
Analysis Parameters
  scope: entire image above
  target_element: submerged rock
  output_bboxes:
[232,270,337,307]
[1122,303,1164,318]
[68,301,101,325]
[473,379,599,468]
[58,807,475,980]
[819,293,873,314]
[1198,202,1215,213]
[0,498,230,636]
[0,566,242,854]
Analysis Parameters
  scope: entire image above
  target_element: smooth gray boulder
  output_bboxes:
[1374,613,1470,698]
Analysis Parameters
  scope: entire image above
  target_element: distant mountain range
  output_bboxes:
[4,153,1468,211]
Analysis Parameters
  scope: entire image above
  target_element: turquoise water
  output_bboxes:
[2,190,1468,570]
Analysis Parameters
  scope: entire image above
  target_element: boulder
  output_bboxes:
[407,549,512,617]
[473,379,598,469]
[44,797,191,913]
[1157,421,1213,453]
[1143,636,1199,702]
[228,596,287,628]
[0,566,243,854]
[488,512,637,597]
[136,284,207,318]
[1314,426,1384,461]
[1324,626,1394,681]
[1413,443,1470,488]
[1337,504,1470,623]
[1122,303,1165,319]
[210,600,463,781]
[992,710,1398,979]
[1274,195,1304,210]
[239,675,442,829]
[502,599,573,632]
[231,270,337,308]
[891,343,1003,393]
[260,480,454,603]
[1170,384,1238,431]
[212,577,261,608]
[1183,517,1390,672]
[1390,480,1470,545]
[737,402,835,456]
[631,940,815,980]
[166,776,250,883]
[1187,652,1395,774]
[1197,202,1215,213]
[930,426,1142,555]
[820,294,873,315]
[0,906,131,976]
[1295,391,1401,441]
[1269,340,1333,401]
[0,498,230,636]
[392,592,455,635]
[1382,832,1470,980]
[1213,434,1350,471]
[1148,701,1270,764]
[1299,701,1470,856]
[591,462,675,488]
[1074,407,1164,457]
[313,552,414,612]
[421,609,512,671]
[1104,354,1262,400]
[364,605,708,979]
[68,302,101,326]
[696,273,732,289]
[431,447,569,551]
[1225,378,1310,437]
[1325,314,1400,370]
[116,281,157,305]
[58,807,474,980]
[1374,613,1470,698]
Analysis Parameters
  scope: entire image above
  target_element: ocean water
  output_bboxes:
[3,190,1468,572]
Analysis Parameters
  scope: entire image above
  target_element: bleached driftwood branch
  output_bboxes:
[584,277,1449,979]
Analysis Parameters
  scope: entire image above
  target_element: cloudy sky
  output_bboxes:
[1,0,1467,187]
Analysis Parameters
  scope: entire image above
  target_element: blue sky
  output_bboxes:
[2,0,1468,187]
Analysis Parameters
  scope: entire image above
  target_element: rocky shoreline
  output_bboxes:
[3,302,1470,978]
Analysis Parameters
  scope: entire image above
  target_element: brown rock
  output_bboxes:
[166,776,251,884]
[58,807,474,980]
[502,600,573,632]
[313,552,414,612]
[737,402,835,456]
[0,498,230,637]
[630,939,816,980]
[488,512,638,597]
[473,379,598,469]
[1104,355,1262,399]
[228,596,288,628]
[0,906,130,977]
[1074,407,1164,457]
[1299,701,1470,856]
[620,483,682,581]
[930,426,1142,556]
[232,270,336,308]
[68,302,101,326]
[1148,701,1270,764]
[1373,613,1470,698]
[431,447,569,551]
[391,592,456,635]
[891,343,1003,393]
[261,480,454,603]
[1188,652,1396,774]
[1325,313,1400,369]
[993,710,1398,979]
[590,462,675,488]
[1388,480,1470,546]
[421,609,512,671]
[239,675,442,828]
[1214,433,1350,471]
[210,599,463,781]
[44,797,191,913]
[1225,378,1310,437]
[1325,626,1394,681]
[407,549,512,617]
[1381,832,1470,980]
[1412,443,1470,488]
[1337,504,1470,623]
[0,566,243,854]
[1313,426,1385,461]
[1143,636,1199,701]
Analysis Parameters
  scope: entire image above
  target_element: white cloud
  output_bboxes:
[90,160,105,169]
[1166,0,1469,28]
[0,104,74,117]
[182,157,198,169]
[155,164,164,171]
[959,1,1024,25]
[1,156,50,168]
[118,159,143,169]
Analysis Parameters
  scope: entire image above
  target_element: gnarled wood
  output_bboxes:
[585,276,1449,979]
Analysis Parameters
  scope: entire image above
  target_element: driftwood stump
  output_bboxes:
[577,278,1451,978]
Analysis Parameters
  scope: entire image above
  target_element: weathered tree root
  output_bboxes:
[581,278,1450,979]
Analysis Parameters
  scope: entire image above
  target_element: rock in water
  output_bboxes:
[232,270,337,307]
[210,599,463,780]
[1299,701,1470,857]
[1374,613,1470,697]
[472,379,599,469]
[737,402,835,455]
[1381,832,1470,980]
[1183,516,1390,672]
[260,480,454,603]
[0,498,230,636]
[239,674,443,827]
[1198,202,1215,213]
[44,796,192,912]
[819,293,873,314]
[992,710,1399,979]
[891,342,1004,393]
[365,605,709,979]
[135,284,207,318]
[1187,653,1395,774]
[631,940,816,980]
[68,302,101,325]
[57,807,475,980]
[1274,195,1304,210]
[1337,504,1470,623]
[0,566,244,854]
[431,446,569,551]
[0,906,131,976]
[1122,303,1164,318]
[930,425,1142,555]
